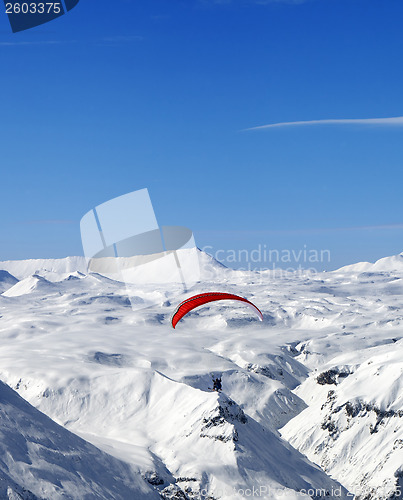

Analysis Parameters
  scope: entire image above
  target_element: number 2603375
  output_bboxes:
[5,3,62,14]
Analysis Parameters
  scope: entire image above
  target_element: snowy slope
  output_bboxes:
[336,251,403,273]
[3,275,56,297]
[281,346,403,499]
[0,380,157,499]
[0,250,402,498]
[0,249,227,283]
[0,256,88,281]
[0,270,18,293]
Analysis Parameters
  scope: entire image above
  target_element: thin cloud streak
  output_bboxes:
[0,40,76,46]
[244,116,403,131]
[102,35,144,43]
[20,220,76,225]
[197,224,403,237]
[206,0,308,4]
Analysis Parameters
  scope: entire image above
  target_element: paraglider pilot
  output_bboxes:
[212,376,222,392]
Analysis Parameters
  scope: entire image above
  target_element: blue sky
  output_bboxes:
[0,0,402,270]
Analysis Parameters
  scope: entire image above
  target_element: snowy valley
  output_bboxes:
[0,250,402,499]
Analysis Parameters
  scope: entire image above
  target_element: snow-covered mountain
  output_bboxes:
[335,252,403,273]
[0,250,402,498]
[0,381,156,499]
[0,256,88,281]
[0,249,227,283]
[0,270,18,293]
[3,274,56,297]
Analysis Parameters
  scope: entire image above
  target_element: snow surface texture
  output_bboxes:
[0,250,402,499]
[0,381,155,499]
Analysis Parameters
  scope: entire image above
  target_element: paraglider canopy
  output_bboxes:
[171,292,263,328]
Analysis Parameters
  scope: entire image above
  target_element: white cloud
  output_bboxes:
[21,220,75,225]
[203,0,308,5]
[245,116,403,131]
[102,35,143,43]
[198,224,403,236]
[0,40,66,46]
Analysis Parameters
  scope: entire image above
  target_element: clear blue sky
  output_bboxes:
[0,0,402,270]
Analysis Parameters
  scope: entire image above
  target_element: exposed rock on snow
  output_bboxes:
[316,367,352,386]
[281,343,403,499]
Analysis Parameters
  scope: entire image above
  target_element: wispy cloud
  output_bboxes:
[0,40,68,46]
[102,35,144,43]
[197,224,403,236]
[244,116,403,131]
[252,0,308,3]
[21,220,76,225]
[0,36,142,48]
[206,0,307,4]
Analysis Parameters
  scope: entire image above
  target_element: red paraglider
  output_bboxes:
[171,292,263,328]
